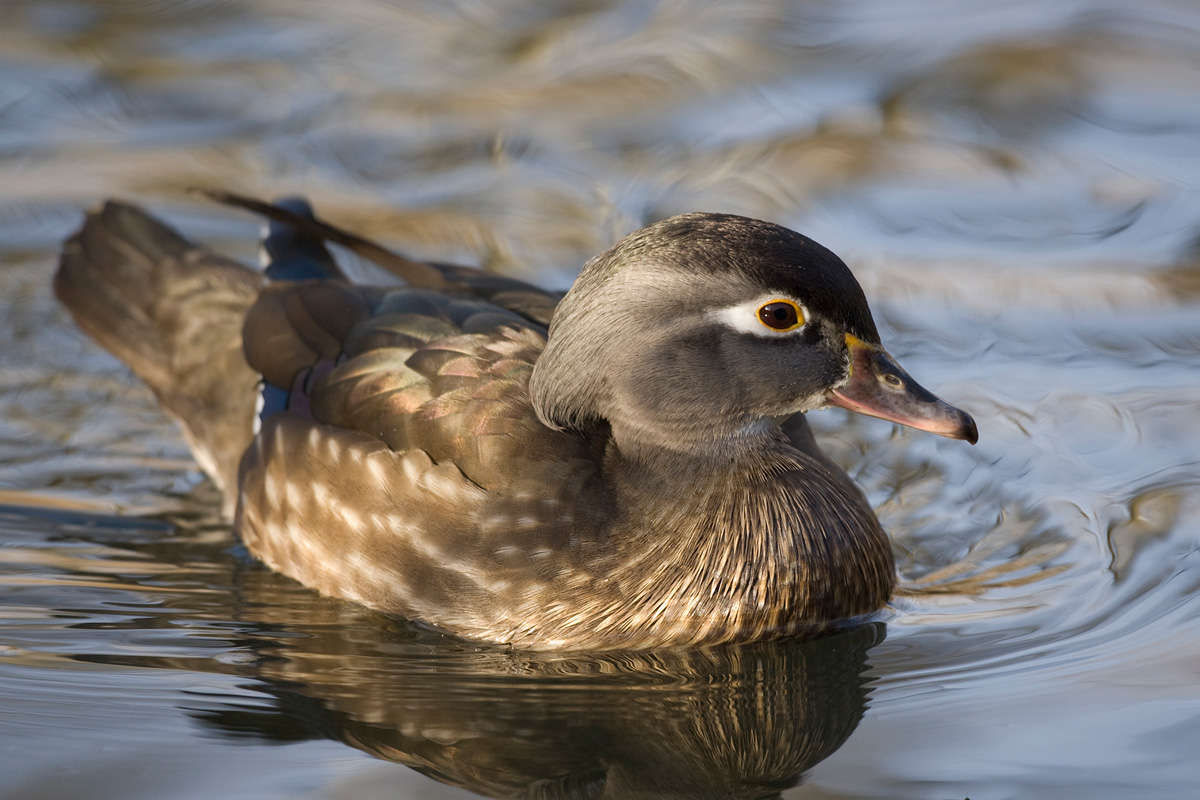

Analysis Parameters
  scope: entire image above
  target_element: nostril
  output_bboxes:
[881,373,903,390]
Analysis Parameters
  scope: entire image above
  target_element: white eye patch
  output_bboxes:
[711,293,810,337]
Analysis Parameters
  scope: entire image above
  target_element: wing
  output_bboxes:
[239,281,597,489]
[235,280,610,637]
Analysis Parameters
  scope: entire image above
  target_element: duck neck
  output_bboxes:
[612,407,848,482]
[603,423,829,529]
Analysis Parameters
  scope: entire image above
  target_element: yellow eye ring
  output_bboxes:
[756,299,804,332]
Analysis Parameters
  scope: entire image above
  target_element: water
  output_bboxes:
[3,1,1200,797]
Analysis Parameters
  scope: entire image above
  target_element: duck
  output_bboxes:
[55,193,977,651]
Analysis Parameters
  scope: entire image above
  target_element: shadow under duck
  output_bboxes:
[55,195,976,650]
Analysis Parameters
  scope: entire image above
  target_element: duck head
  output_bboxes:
[530,213,977,457]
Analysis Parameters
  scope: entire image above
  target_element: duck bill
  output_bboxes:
[826,334,978,444]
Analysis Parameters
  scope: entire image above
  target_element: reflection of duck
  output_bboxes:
[189,595,885,800]
[55,194,975,650]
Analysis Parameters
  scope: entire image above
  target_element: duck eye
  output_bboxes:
[756,300,804,332]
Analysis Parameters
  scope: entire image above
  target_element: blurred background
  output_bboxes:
[2,1,1200,798]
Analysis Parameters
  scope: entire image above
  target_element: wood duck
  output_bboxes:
[55,194,976,650]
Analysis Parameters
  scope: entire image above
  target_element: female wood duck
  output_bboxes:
[55,194,976,651]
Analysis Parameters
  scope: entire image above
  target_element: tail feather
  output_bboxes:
[201,189,452,289]
[56,201,262,513]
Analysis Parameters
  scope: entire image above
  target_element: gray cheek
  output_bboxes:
[722,336,839,409]
[622,342,729,420]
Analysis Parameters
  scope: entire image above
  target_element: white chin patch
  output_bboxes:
[710,293,810,338]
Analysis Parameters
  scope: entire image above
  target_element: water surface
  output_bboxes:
[3,1,1200,798]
